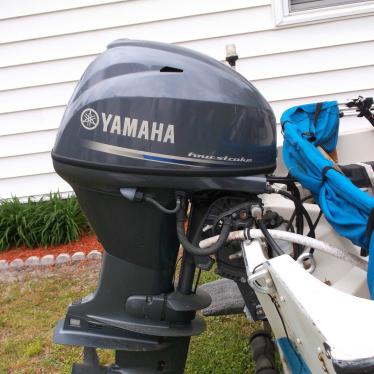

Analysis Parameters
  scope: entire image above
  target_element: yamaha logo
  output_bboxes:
[81,108,99,130]
[79,108,175,144]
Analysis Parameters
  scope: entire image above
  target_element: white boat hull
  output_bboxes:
[243,125,374,373]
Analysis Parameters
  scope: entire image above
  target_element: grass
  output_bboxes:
[0,193,89,250]
[0,264,260,374]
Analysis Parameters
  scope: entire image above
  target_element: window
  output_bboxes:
[273,0,374,26]
[291,0,366,12]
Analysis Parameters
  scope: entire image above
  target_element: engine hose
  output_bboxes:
[176,208,232,256]
[257,220,284,257]
[144,195,181,214]
[269,187,315,238]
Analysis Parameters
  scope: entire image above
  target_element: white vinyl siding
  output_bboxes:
[0,0,373,198]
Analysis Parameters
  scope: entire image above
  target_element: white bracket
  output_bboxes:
[248,266,275,294]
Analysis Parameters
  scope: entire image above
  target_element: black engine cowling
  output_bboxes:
[52,39,276,181]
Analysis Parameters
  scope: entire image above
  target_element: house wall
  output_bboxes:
[1,0,373,198]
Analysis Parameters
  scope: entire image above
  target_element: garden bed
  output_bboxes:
[0,233,103,263]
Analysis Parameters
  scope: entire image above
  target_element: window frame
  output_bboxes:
[273,0,374,27]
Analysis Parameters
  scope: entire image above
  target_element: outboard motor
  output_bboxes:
[52,39,276,373]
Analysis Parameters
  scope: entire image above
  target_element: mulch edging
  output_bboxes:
[0,234,103,271]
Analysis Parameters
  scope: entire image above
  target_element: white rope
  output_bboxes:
[199,229,368,271]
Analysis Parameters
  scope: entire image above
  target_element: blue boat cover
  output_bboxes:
[281,102,374,298]
[277,337,311,374]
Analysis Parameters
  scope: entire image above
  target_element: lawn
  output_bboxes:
[0,262,260,374]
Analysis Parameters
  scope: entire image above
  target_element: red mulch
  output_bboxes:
[0,234,103,262]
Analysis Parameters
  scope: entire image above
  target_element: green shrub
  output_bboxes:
[0,193,89,250]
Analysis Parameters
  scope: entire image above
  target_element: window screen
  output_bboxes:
[290,0,366,11]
